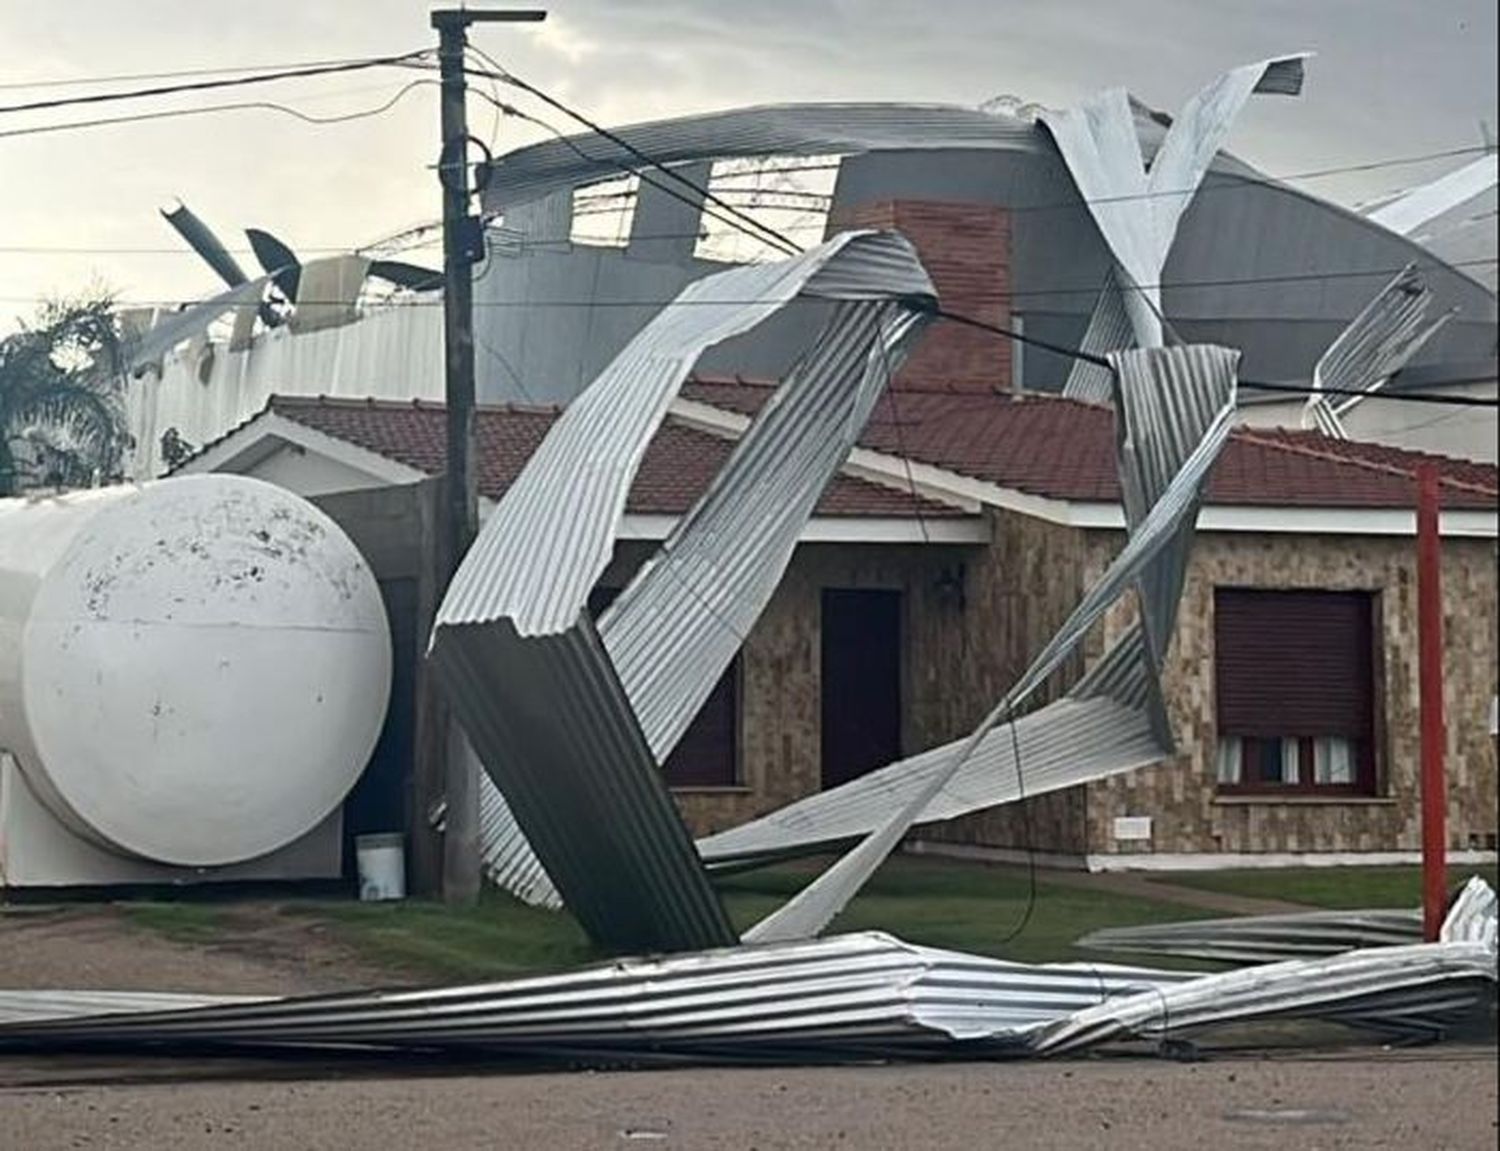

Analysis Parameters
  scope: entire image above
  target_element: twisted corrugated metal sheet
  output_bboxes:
[1077,908,1423,965]
[1039,55,1308,347]
[129,277,270,371]
[1443,876,1499,950]
[1367,154,1500,237]
[431,231,937,953]
[699,346,1238,887]
[1061,270,1132,404]
[1034,938,1496,1055]
[0,933,1188,1058]
[0,990,261,1028]
[1302,264,1455,438]
[1079,877,1500,968]
[1,883,1491,1060]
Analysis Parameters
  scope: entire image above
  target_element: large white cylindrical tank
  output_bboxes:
[0,475,391,868]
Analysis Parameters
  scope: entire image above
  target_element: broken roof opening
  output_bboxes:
[569,173,640,248]
[694,155,841,264]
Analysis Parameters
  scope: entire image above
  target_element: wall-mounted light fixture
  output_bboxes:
[934,563,966,611]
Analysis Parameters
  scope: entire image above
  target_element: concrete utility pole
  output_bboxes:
[1416,462,1447,942]
[431,6,546,904]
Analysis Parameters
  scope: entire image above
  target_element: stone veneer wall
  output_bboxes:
[602,540,975,838]
[904,506,1093,856]
[1081,530,1499,858]
[607,525,1497,858]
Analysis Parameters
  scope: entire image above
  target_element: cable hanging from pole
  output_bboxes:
[0,51,433,116]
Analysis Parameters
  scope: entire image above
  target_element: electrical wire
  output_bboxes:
[461,77,1496,219]
[0,78,438,141]
[28,287,1496,408]
[994,706,1038,947]
[3,231,1493,304]
[0,56,429,92]
[461,50,803,257]
[462,47,509,157]
[463,84,804,261]
[27,251,1491,301]
[0,51,431,116]
[873,311,932,544]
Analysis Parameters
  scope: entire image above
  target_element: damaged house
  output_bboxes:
[178,353,1498,879]
[143,59,1495,894]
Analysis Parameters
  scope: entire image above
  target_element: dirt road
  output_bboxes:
[1,903,1495,1150]
[0,1047,1494,1150]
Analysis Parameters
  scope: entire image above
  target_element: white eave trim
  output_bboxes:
[669,397,1499,540]
[181,410,987,545]
[174,411,429,488]
[618,512,988,544]
[1069,502,1499,538]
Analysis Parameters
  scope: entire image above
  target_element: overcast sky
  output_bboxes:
[1,0,1495,333]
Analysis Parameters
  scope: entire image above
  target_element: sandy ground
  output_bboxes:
[0,903,406,995]
[0,1048,1494,1150]
[1,904,1495,1150]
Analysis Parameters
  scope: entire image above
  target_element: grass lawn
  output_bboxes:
[118,858,1496,984]
[119,900,235,945]
[1165,863,1498,910]
[261,856,1212,982]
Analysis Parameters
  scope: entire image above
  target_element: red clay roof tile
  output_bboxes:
[265,394,965,519]
[683,378,1498,511]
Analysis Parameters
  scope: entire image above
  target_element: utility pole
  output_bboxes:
[1416,462,1447,941]
[431,6,546,904]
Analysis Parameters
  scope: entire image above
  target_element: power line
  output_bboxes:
[0,78,438,141]
[2,239,1492,304]
[473,94,1495,218]
[922,303,1498,406]
[32,288,1485,407]
[461,51,803,257]
[929,303,1105,367]
[0,56,426,93]
[1243,380,1496,405]
[0,51,430,116]
[465,86,809,263]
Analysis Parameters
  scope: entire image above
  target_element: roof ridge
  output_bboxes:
[267,392,564,416]
[1234,428,1499,497]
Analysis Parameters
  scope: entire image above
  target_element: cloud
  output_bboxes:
[0,0,1493,331]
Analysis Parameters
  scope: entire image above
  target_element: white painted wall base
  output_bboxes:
[904,839,1089,871]
[906,836,1498,874]
[1085,849,1499,873]
[0,755,343,889]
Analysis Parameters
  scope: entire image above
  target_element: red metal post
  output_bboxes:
[1416,462,1447,942]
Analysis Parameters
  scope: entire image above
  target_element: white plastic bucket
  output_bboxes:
[355,832,406,901]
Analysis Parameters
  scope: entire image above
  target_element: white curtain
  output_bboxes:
[1314,737,1354,784]
[1216,737,1243,784]
[1279,737,1300,785]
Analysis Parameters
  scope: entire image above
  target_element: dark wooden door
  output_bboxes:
[821,589,902,789]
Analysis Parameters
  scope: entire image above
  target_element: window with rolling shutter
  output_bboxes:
[1214,588,1378,796]
[588,586,741,789]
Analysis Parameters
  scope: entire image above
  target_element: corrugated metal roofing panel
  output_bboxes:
[482,103,1043,213]
[702,346,1237,880]
[1039,55,1309,347]
[430,231,937,952]
[1077,908,1423,965]
[1062,270,1133,404]
[1303,265,1455,436]
[1,884,1491,1060]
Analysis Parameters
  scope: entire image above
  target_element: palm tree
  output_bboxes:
[0,295,131,495]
